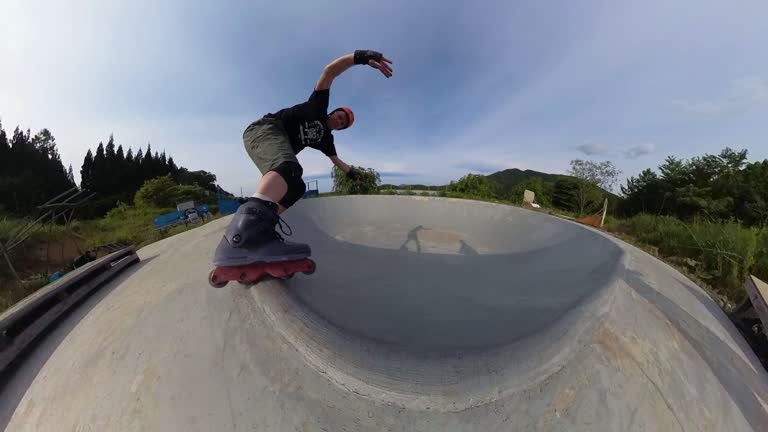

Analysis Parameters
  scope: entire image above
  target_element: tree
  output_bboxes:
[553,177,602,215]
[332,165,381,195]
[176,168,218,192]
[105,135,116,160]
[92,142,106,192]
[138,143,154,182]
[31,129,58,160]
[81,149,94,190]
[9,127,33,176]
[0,121,8,172]
[167,156,179,179]
[134,174,208,209]
[620,169,666,215]
[0,125,72,214]
[733,160,768,226]
[567,160,621,192]
[509,177,554,207]
[67,164,75,184]
[446,173,497,199]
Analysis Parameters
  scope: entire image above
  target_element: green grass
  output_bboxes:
[1,204,222,313]
[605,214,767,305]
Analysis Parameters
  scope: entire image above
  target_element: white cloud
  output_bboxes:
[575,142,609,156]
[624,142,656,159]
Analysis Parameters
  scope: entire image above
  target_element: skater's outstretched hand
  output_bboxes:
[354,50,393,78]
[368,56,393,78]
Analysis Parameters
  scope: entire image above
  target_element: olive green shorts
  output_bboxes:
[242,117,298,175]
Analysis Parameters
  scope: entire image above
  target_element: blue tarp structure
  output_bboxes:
[303,180,319,199]
[218,199,240,216]
[217,185,240,216]
[153,205,210,231]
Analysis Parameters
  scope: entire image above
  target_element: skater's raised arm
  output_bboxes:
[330,156,363,181]
[315,50,394,91]
[329,155,351,174]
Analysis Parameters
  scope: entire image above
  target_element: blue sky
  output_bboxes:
[2,0,767,195]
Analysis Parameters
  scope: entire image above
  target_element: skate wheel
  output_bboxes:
[303,260,316,275]
[209,270,227,288]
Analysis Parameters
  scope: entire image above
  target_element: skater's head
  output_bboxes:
[327,107,354,131]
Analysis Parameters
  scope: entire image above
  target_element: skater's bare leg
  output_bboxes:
[255,171,289,214]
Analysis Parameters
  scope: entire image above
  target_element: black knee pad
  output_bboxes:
[271,161,306,208]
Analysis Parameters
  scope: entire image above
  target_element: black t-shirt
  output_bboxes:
[264,89,337,157]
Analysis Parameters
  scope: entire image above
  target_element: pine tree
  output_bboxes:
[141,143,153,181]
[116,145,125,163]
[67,164,76,185]
[114,144,126,197]
[8,127,33,177]
[32,129,58,160]
[81,149,94,190]
[105,135,116,160]
[153,151,161,178]
[135,148,144,166]
[134,148,144,190]
[93,142,106,193]
[0,121,8,174]
[104,135,117,192]
[168,156,179,181]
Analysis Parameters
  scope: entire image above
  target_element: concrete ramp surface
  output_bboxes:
[2,195,768,431]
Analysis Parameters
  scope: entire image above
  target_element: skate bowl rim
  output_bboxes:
[248,195,627,411]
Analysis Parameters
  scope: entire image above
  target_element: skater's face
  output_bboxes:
[327,110,350,130]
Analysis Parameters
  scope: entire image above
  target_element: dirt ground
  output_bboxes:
[8,236,86,277]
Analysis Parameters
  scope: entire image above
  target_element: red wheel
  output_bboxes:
[303,260,316,275]
[208,269,227,288]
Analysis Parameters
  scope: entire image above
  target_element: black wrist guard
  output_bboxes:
[354,50,383,65]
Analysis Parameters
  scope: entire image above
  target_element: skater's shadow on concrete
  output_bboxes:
[398,225,479,255]
[0,256,156,431]
[284,215,622,355]
[624,270,768,431]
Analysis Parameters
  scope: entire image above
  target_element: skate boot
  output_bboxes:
[208,198,315,287]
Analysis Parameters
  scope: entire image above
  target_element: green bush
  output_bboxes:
[134,175,209,209]
[688,219,756,297]
[332,166,381,195]
[752,228,768,283]
[618,213,762,302]
[625,214,692,257]
[446,174,497,199]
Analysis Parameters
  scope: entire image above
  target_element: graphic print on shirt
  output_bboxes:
[299,121,325,146]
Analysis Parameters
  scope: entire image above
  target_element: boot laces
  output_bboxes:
[272,216,293,242]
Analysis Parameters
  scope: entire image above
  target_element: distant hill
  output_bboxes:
[486,168,565,191]
[380,168,565,193]
[379,183,447,191]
